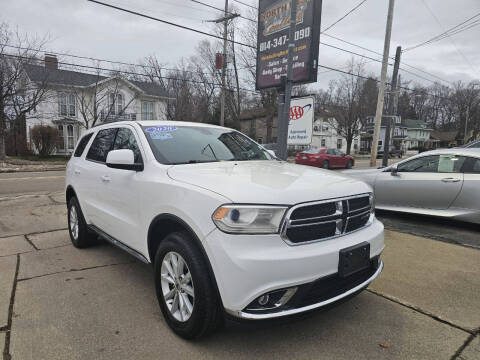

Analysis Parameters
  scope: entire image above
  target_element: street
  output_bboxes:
[0,170,479,359]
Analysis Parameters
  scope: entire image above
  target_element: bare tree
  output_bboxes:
[0,23,51,159]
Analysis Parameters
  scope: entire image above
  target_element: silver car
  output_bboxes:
[345,148,480,224]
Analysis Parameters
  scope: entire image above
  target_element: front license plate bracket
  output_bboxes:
[338,242,370,278]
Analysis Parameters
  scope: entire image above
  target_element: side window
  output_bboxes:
[113,128,143,163]
[326,149,335,155]
[86,128,117,163]
[398,155,439,173]
[465,157,480,173]
[472,158,480,173]
[74,133,93,157]
[437,154,467,173]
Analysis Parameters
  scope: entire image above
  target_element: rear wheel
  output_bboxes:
[346,160,353,169]
[322,160,329,169]
[154,232,223,339]
[67,197,96,248]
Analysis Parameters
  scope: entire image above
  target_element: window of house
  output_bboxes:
[67,125,75,150]
[57,125,65,150]
[321,139,326,147]
[141,101,155,120]
[59,93,76,116]
[337,139,342,149]
[109,93,124,116]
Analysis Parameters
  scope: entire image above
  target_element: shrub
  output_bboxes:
[30,125,59,157]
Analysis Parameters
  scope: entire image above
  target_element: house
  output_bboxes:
[361,116,434,153]
[311,109,361,153]
[430,130,461,148]
[361,115,407,153]
[23,55,170,155]
[239,107,359,153]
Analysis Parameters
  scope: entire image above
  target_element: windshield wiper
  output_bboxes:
[201,143,218,160]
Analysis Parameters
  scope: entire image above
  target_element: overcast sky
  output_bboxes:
[1,0,479,91]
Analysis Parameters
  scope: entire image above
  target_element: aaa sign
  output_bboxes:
[287,96,314,145]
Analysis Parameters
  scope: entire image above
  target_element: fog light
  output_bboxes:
[258,294,269,306]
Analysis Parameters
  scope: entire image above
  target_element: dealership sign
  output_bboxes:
[287,96,314,145]
[256,0,322,89]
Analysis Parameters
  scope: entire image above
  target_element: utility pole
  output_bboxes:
[370,0,395,167]
[382,45,401,167]
[277,0,298,160]
[207,1,239,127]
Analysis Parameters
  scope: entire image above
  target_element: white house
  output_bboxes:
[311,112,361,154]
[23,55,170,155]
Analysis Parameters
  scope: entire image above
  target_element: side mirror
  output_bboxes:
[266,149,276,157]
[390,165,399,176]
[106,149,143,171]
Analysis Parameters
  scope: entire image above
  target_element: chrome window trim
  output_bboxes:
[280,193,373,246]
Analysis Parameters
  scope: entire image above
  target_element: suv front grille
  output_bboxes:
[281,194,373,245]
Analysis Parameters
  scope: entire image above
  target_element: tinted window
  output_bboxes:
[113,128,142,163]
[86,128,117,163]
[398,155,439,172]
[304,149,321,154]
[142,126,273,164]
[326,149,335,155]
[74,133,93,157]
[466,157,480,173]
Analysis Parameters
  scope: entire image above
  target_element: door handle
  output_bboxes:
[101,175,111,183]
[441,177,460,183]
[74,169,81,175]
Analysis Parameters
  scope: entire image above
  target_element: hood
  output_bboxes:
[167,161,372,204]
[342,168,384,175]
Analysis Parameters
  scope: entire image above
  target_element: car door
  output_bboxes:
[335,149,347,167]
[326,149,338,167]
[96,126,144,252]
[450,156,480,212]
[83,128,118,224]
[374,154,465,210]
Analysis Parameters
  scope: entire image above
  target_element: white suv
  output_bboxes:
[66,121,384,339]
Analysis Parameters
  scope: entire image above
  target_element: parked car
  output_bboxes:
[295,148,355,169]
[462,139,480,148]
[65,121,384,339]
[344,148,480,224]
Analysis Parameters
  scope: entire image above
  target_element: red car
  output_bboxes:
[295,148,354,169]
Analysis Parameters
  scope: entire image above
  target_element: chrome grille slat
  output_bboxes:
[281,194,373,245]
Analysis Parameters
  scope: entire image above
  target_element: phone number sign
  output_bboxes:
[256,0,322,90]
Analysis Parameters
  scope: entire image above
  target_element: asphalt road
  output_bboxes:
[0,170,65,197]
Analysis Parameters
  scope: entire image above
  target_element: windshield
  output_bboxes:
[142,125,274,165]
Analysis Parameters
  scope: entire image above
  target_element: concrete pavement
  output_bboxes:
[0,193,478,359]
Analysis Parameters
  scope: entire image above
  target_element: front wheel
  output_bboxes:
[346,160,353,169]
[154,232,223,339]
[67,197,96,248]
[322,160,329,169]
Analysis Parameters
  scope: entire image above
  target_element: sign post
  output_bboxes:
[256,0,322,160]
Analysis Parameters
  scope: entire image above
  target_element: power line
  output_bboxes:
[403,9,480,52]
[190,0,255,23]
[322,0,368,33]
[231,0,257,10]
[86,0,255,49]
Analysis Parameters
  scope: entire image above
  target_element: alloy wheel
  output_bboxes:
[69,205,79,240]
[160,251,195,322]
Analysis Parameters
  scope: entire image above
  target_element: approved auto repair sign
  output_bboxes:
[256,0,322,89]
[287,96,314,145]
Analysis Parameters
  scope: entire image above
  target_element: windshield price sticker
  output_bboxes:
[146,126,177,140]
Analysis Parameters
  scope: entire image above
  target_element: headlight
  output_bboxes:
[212,205,288,234]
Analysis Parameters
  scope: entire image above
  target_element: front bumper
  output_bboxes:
[203,217,384,319]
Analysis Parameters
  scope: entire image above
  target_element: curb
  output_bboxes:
[0,167,66,173]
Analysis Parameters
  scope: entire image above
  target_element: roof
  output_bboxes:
[416,148,480,158]
[23,64,168,98]
[403,119,431,130]
[84,120,227,133]
[430,130,458,142]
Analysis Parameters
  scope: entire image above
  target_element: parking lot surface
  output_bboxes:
[0,174,479,359]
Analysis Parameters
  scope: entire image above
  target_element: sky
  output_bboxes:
[1,0,479,92]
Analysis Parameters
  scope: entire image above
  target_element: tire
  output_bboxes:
[67,197,96,248]
[322,160,329,169]
[346,160,353,169]
[154,232,223,339]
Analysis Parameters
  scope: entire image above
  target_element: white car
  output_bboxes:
[65,121,384,339]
